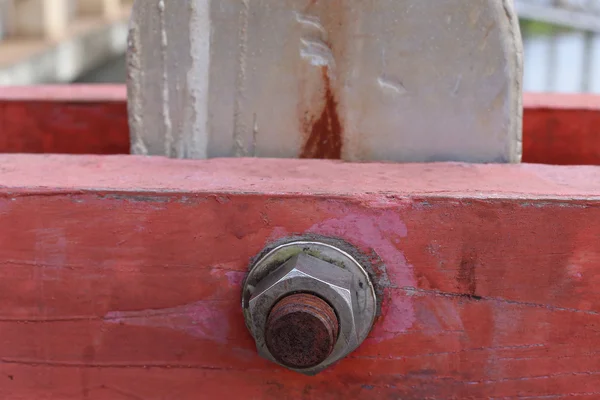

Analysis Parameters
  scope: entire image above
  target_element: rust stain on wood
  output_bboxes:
[300,67,343,159]
[457,250,478,298]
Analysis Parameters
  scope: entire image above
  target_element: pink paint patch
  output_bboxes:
[308,202,417,341]
[566,263,583,280]
[104,301,229,344]
[370,293,416,341]
[309,204,412,287]
[226,271,245,287]
[566,248,600,281]
[268,226,289,242]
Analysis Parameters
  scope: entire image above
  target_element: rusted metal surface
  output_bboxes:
[244,249,375,375]
[266,293,339,368]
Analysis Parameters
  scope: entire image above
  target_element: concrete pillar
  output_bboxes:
[128,0,523,163]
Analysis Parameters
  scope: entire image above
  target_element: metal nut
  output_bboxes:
[242,240,376,375]
[265,293,339,368]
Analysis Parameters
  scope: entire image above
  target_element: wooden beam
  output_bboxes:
[0,155,598,398]
[522,93,600,165]
[1,87,599,166]
[0,85,129,154]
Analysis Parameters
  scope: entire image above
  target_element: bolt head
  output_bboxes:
[246,252,361,375]
[265,293,339,369]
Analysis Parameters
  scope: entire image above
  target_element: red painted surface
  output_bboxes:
[0,85,129,155]
[0,155,599,399]
[1,86,600,165]
[523,93,600,165]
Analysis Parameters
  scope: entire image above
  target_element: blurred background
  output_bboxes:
[0,0,599,94]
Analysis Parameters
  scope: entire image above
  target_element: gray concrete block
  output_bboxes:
[127,0,523,162]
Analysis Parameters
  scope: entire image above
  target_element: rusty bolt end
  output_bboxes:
[265,293,339,369]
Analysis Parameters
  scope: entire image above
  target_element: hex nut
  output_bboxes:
[242,241,376,375]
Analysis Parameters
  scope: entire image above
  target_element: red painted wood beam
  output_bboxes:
[0,155,599,399]
[0,85,129,155]
[523,93,600,166]
[1,86,600,165]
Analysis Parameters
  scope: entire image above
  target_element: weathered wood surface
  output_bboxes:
[0,155,599,399]
[127,0,523,162]
[0,85,129,154]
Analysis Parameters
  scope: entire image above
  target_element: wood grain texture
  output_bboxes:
[0,85,129,154]
[0,155,599,399]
